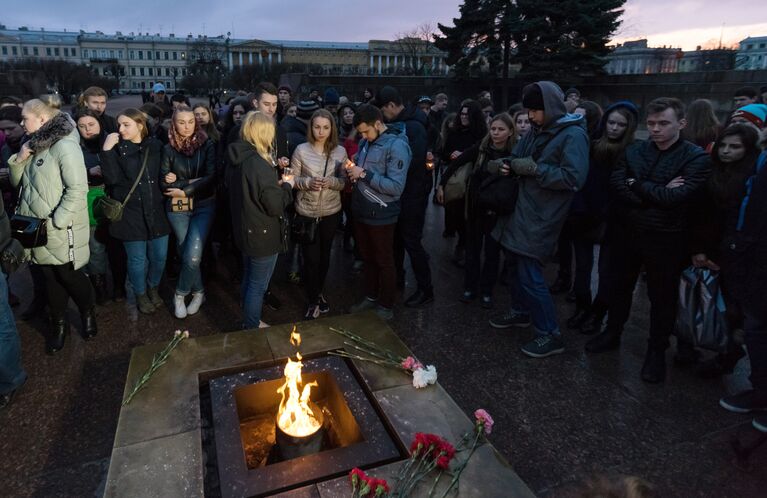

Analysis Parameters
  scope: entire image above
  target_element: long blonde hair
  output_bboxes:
[240,111,275,163]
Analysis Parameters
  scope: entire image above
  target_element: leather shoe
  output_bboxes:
[585,330,621,353]
[46,316,69,355]
[80,308,98,340]
[566,308,592,330]
[404,289,434,308]
[641,348,666,383]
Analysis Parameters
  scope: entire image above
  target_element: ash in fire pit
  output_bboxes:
[209,354,404,498]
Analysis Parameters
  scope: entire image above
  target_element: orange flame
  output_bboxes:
[276,326,321,437]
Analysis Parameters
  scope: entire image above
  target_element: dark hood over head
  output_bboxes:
[537,81,567,127]
[594,100,639,139]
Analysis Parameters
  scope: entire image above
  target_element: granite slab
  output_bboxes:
[105,313,534,497]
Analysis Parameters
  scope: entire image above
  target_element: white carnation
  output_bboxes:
[412,365,438,389]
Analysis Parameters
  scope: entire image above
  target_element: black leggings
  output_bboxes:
[301,212,340,304]
[40,264,94,318]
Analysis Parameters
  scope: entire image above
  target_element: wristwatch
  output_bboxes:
[625,177,636,187]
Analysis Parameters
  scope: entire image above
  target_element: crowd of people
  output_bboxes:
[0,80,766,438]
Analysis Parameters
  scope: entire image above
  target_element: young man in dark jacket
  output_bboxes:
[377,86,434,307]
[586,98,710,383]
[347,104,411,320]
[489,82,590,358]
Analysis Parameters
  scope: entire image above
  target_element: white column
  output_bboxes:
[268,52,273,64]
[258,52,263,64]
[238,52,243,66]
[444,59,448,74]
[394,55,398,67]
[278,52,282,63]
[377,55,382,74]
[386,55,390,70]
[228,51,233,68]
[248,52,253,64]
[369,54,374,69]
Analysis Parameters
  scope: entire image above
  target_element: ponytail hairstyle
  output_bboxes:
[23,98,59,120]
[39,94,62,109]
[240,111,275,163]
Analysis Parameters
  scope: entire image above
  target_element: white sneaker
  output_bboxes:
[258,320,270,328]
[186,292,205,315]
[174,294,188,319]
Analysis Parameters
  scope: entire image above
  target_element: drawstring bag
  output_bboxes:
[674,266,729,352]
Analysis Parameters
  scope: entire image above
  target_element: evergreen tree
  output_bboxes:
[437,0,625,78]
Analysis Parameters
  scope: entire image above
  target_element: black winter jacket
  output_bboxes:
[387,105,431,197]
[160,139,217,202]
[610,138,710,232]
[227,141,293,257]
[282,116,308,157]
[721,153,767,317]
[100,138,170,241]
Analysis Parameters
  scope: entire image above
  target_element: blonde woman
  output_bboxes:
[227,112,294,329]
[9,99,94,353]
[291,109,347,319]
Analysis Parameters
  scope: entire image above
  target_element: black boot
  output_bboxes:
[46,316,69,355]
[90,274,108,306]
[80,308,98,340]
[641,348,666,383]
[585,328,622,353]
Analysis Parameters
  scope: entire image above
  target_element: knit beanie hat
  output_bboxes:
[297,100,320,120]
[731,103,767,130]
[278,84,292,94]
[324,88,340,105]
[565,87,580,99]
[521,84,545,111]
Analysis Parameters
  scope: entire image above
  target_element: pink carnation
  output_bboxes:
[401,356,423,371]
[474,409,494,435]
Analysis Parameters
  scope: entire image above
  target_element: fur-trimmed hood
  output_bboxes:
[27,112,76,153]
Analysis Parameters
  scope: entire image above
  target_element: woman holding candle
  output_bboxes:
[227,112,294,329]
[291,109,348,320]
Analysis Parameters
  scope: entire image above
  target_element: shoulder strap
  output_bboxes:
[322,154,330,177]
[122,147,149,207]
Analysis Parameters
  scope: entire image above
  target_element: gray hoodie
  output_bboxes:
[492,81,590,261]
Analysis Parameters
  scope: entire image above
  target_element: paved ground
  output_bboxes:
[1,99,765,497]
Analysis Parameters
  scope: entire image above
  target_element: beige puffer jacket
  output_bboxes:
[291,143,347,218]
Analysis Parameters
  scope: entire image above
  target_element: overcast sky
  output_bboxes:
[4,0,767,50]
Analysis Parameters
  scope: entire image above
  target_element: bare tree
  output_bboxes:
[394,22,439,75]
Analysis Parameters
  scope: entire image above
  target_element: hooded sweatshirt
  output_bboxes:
[492,81,590,261]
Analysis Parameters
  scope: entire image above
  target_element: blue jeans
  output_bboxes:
[505,250,560,336]
[0,271,26,395]
[241,253,278,329]
[87,225,108,275]
[167,199,215,296]
[124,235,169,296]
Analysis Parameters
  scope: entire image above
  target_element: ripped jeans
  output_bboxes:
[167,198,215,296]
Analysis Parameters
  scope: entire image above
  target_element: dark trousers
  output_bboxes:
[464,213,501,296]
[105,230,127,292]
[444,198,466,247]
[556,231,573,277]
[301,211,340,304]
[605,227,688,351]
[394,191,432,292]
[572,237,596,307]
[355,221,396,309]
[744,311,767,391]
[40,263,94,318]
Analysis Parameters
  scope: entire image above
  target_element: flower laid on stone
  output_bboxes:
[435,409,495,498]
[349,467,390,497]
[121,330,190,406]
[389,433,456,497]
[328,327,437,389]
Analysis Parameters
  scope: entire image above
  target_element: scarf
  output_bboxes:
[168,125,208,157]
